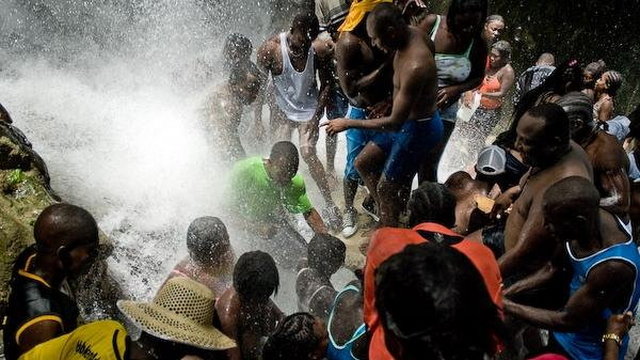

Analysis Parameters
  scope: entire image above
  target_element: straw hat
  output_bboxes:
[117,277,236,350]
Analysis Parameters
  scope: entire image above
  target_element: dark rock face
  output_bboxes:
[0,104,122,323]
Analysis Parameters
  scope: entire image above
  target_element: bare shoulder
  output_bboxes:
[313,38,334,63]
[417,13,438,32]
[589,258,636,286]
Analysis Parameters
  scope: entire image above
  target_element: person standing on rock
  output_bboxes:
[2,204,100,360]
[257,12,342,229]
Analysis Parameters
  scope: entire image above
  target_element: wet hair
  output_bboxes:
[223,33,252,64]
[186,216,230,266]
[537,52,555,66]
[291,12,320,40]
[556,91,594,133]
[491,40,511,62]
[369,3,407,35]
[497,59,583,148]
[543,176,599,218]
[308,234,346,275]
[602,70,623,96]
[376,242,506,360]
[525,103,571,146]
[263,313,320,360]
[485,14,504,24]
[270,141,300,169]
[584,60,606,81]
[34,203,99,252]
[407,182,457,228]
[233,251,279,302]
[447,0,488,35]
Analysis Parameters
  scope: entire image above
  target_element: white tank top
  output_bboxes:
[273,32,319,122]
[430,15,474,89]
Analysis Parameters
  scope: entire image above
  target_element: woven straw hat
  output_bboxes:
[117,277,236,350]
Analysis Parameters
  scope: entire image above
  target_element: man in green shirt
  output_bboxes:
[229,141,328,246]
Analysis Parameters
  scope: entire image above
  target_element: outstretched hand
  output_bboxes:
[321,118,350,136]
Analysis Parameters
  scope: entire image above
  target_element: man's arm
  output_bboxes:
[503,242,566,298]
[324,65,423,134]
[597,148,631,215]
[504,260,635,332]
[304,208,328,234]
[17,318,64,355]
[312,40,333,124]
[499,202,553,279]
[335,37,390,105]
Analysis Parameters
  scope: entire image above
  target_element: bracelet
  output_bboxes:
[602,333,622,346]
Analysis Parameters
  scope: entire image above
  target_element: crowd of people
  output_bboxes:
[3,0,640,359]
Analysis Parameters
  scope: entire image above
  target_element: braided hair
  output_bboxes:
[602,70,623,96]
[407,182,457,228]
[263,313,321,360]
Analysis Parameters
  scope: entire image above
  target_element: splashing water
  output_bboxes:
[0,0,312,309]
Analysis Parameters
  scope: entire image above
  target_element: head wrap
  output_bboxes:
[338,0,393,32]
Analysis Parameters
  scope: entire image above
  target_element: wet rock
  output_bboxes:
[0,105,122,322]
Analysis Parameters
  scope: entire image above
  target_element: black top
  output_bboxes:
[2,246,79,360]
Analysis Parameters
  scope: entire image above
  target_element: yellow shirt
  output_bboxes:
[19,320,128,360]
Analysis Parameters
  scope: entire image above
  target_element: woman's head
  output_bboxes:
[263,313,328,360]
[186,217,233,269]
[376,242,506,360]
[489,40,511,68]
[483,14,505,43]
[583,60,606,88]
[595,70,623,96]
[446,0,488,37]
[233,251,279,303]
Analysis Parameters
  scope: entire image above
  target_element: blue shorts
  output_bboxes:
[373,111,444,182]
[326,89,348,120]
[344,105,375,181]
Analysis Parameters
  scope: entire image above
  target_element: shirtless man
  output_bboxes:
[204,65,263,163]
[557,92,631,218]
[324,3,442,226]
[334,0,394,236]
[499,103,593,280]
[215,251,284,360]
[257,13,341,227]
[504,177,640,360]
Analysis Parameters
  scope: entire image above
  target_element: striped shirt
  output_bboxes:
[315,0,350,34]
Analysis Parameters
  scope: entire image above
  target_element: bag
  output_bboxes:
[456,92,481,123]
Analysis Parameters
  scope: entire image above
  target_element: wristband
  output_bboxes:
[602,333,622,346]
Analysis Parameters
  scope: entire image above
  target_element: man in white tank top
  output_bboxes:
[258,13,341,228]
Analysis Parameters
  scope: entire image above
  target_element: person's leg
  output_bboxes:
[325,90,348,174]
[298,121,335,207]
[354,142,387,208]
[325,134,337,175]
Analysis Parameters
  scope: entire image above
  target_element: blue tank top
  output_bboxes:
[326,285,366,360]
[553,217,640,360]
